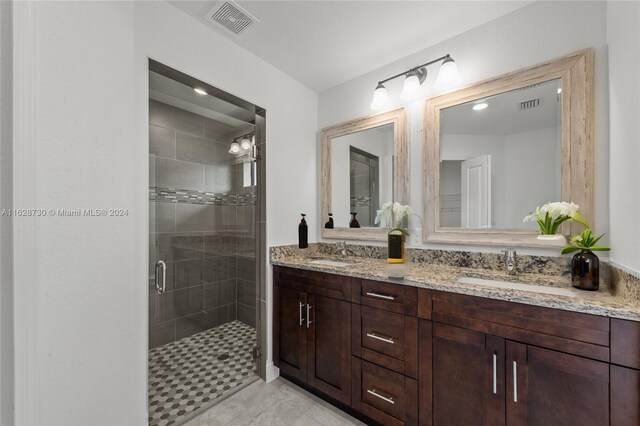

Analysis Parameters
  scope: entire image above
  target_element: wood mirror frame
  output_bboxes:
[423,49,594,248]
[321,108,409,241]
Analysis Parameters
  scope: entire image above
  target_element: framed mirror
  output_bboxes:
[423,49,594,247]
[321,108,408,241]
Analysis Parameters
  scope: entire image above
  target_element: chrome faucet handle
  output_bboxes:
[502,250,517,275]
[339,241,347,257]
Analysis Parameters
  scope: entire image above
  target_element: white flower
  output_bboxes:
[375,201,412,228]
[524,202,580,222]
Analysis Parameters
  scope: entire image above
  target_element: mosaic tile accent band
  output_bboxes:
[148,320,257,426]
[150,186,256,206]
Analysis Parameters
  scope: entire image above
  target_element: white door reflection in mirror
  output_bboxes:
[461,154,491,228]
[330,124,394,228]
[439,78,562,229]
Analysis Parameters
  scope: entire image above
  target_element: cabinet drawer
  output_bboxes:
[352,305,418,378]
[432,291,610,362]
[274,265,351,301]
[352,357,418,426]
[353,279,417,315]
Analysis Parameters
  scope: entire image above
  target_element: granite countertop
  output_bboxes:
[271,248,640,322]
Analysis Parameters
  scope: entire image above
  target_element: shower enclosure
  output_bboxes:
[147,60,265,426]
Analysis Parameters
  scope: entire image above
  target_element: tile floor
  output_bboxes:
[185,377,366,426]
[148,320,257,426]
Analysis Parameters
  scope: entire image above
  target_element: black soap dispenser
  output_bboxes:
[324,213,334,229]
[298,213,308,249]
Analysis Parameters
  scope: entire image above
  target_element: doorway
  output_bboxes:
[147,60,265,425]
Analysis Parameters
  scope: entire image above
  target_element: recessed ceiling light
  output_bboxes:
[472,103,488,111]
[193,87,208,96]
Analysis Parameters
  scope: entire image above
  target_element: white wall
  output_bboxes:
[19,2,141,424]
[503,126,561,227]
[318,1,609,255]
[14,0,318,424]
[607,0,640,274]
[0,1,13,424]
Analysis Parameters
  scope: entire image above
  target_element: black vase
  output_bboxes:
[349,212,360,228]
[571,249,599,291]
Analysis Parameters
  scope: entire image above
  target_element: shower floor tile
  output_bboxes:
[148,320,257,426]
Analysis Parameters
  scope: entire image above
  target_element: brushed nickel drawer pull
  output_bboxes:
[366,332,394,344]
[367,388,395,405]
[365,291,396,300]
[299,302,305,326]
[492,354,497,394]
[306,304,312,328]
[513,360,518,402]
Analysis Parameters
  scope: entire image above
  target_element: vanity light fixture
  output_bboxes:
[229,132,255,154]
[370,54,460,110]
[193,87,208,95]
[228,141,241,154]
[472,102,488,111]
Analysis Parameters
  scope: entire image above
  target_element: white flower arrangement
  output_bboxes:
[523,201,588,235]
[375,202,412,235]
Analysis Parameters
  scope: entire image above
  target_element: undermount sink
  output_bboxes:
[309,259,354,267]
[457,275,576,298]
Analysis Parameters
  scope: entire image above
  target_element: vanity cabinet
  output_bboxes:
[273,266,640,426]
[273,266,352,404]
[428,290,612,426]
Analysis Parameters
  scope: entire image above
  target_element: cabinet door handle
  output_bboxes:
[367,388,395,405]
[299,302,305,326]
[366,332,394,344]
[155,260,166,295]
[513,361,518,402]
[492,353,497,394]
[365,291,395,300]
[306,304,312,328]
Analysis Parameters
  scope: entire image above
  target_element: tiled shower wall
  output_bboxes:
[148,100,257,349]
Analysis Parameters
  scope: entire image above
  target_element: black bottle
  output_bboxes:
[349,212,360,228]
[298,213,308,249]
[324,213,334,229]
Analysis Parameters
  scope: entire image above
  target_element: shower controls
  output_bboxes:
[155,260,166,294]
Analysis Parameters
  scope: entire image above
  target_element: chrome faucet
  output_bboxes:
[338,241,347,257]
[503,250,517,275]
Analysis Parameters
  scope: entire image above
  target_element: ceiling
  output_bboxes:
[441,78,561,135]
[170,0,534,92]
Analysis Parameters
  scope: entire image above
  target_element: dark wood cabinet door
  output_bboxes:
[506,342,609,426]
[307,293,352,404]
[611,365,640,426]
[273,285,308,382]
[432,323,505,426]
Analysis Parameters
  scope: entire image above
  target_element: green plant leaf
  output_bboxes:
[561,246,581,255]
[571,211,591,228]
[590,233,604,246]
[588,246,611,251]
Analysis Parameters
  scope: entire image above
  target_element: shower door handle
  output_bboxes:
[155,260,166,294]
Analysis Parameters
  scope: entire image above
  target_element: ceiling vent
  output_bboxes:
[205,1,260,36]
[519,98,540,110]
[518,83,541,91]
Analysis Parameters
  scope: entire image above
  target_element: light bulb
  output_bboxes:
[193,87,208,95]
[472,103,488,111]
[400,72,423,101]
[435,57,460,89]
[228,142,240,154]
[240,137,252,150]
[370,83,391,110]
